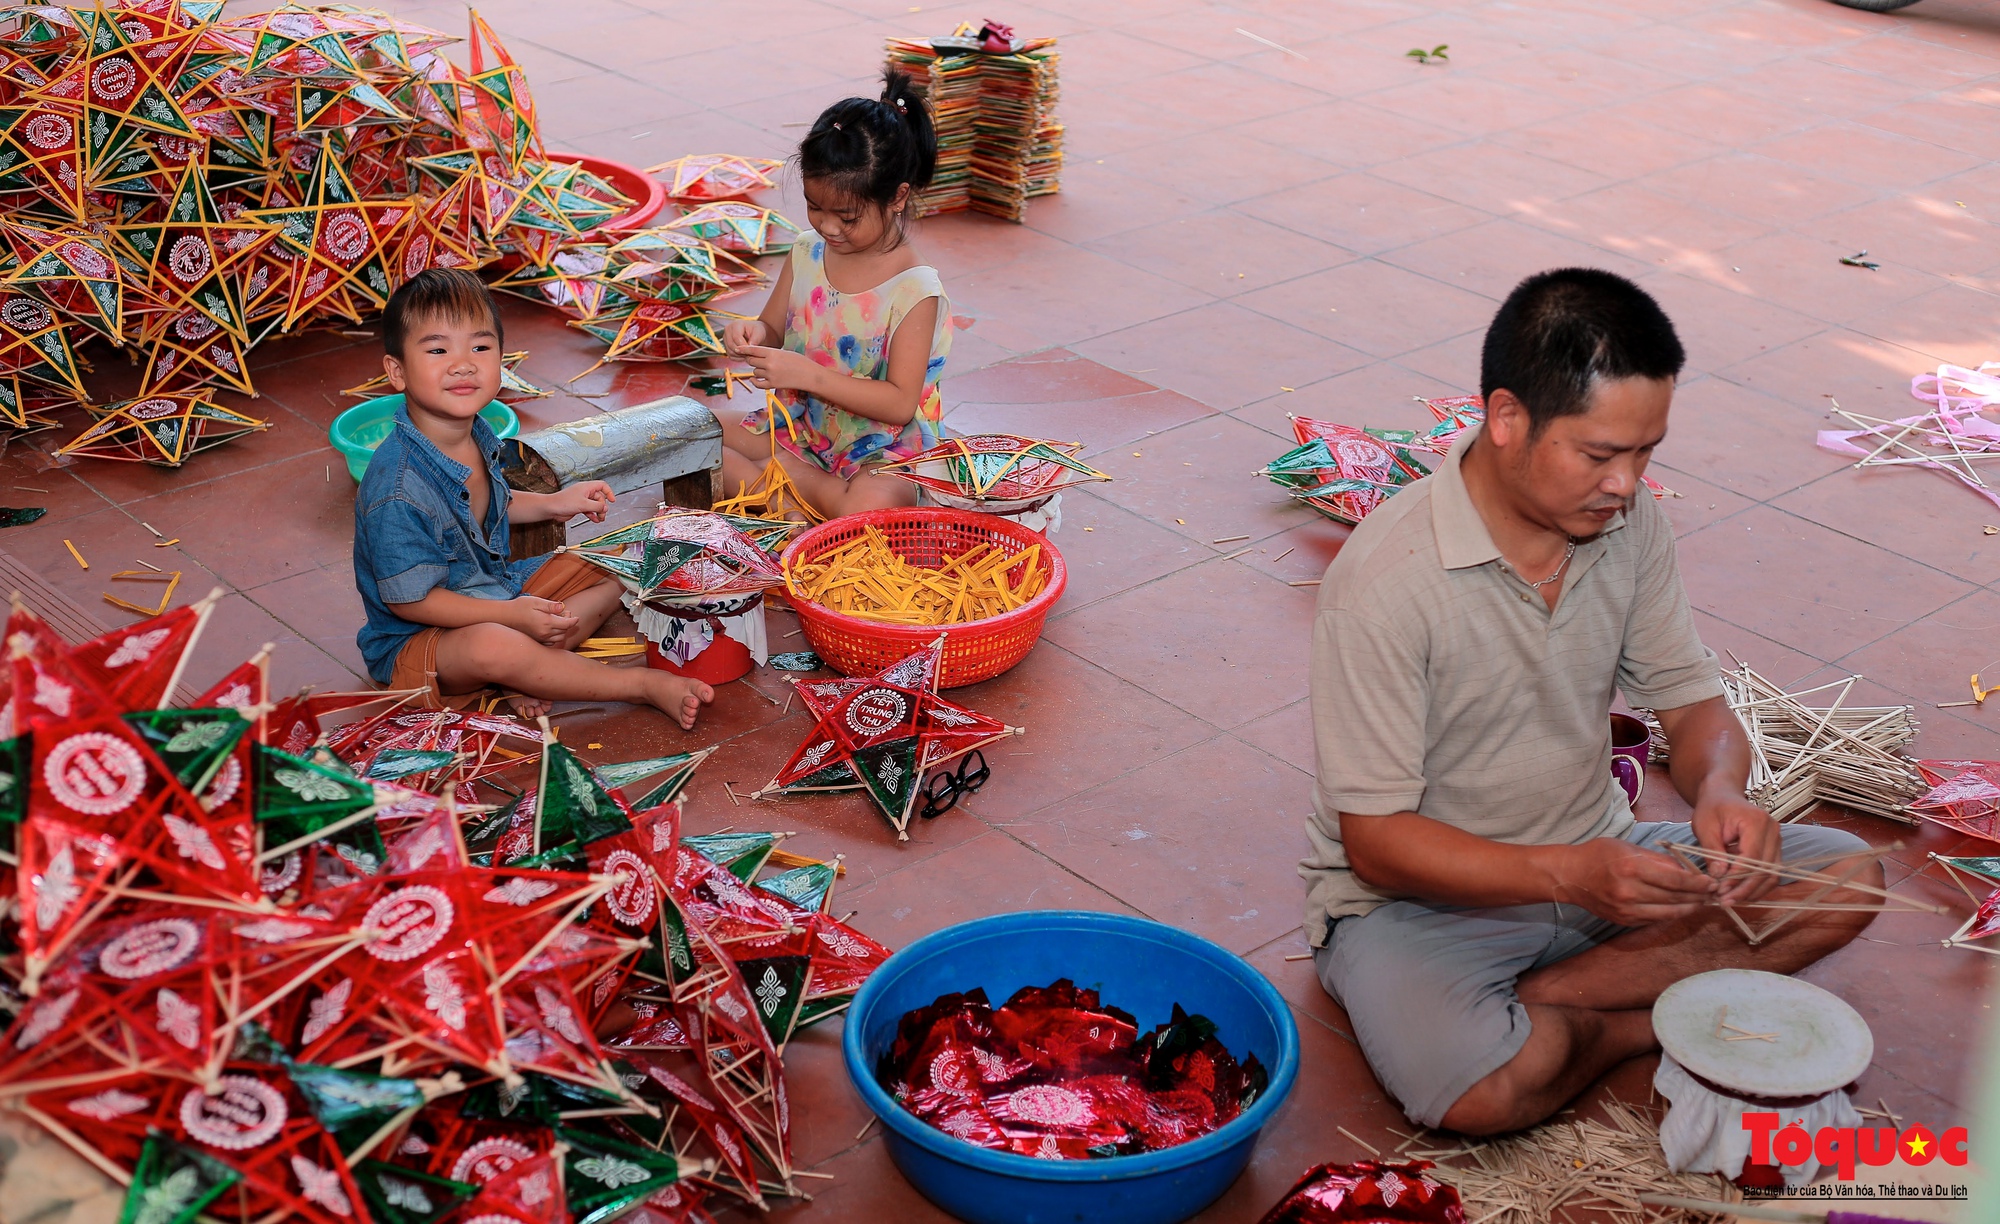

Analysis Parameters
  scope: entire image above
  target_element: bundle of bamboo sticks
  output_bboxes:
[1721,662,1924,824]
[1389,1099,1740,1224]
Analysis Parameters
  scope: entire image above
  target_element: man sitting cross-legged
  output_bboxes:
[1300,268,1879,1135]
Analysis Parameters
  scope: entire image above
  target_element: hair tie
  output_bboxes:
[832,121,842,130]
[894,97,907,111]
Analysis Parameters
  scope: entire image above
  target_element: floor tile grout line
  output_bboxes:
[975,722,1311,832]
[1228,359,1479,434]
[1242,925,1309,959]
[1750,497,1992,613]
[67,444,350,523]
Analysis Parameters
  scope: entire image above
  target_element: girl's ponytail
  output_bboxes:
[798,70,939,234]
[878,69,935,196]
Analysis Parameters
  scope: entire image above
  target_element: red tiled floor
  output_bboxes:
[1371,138,1618,218]
[24,0,2000,1219]
[1377,215,1657,303]
[1071,300,1372,412]
[1773,467,2000,587]
[1083,211,1355,298]
[952,245,1215,351]
[1706,229,1951,328]
[1237,100,1467,172]
[1042,558,1316,731]
[1646,468,1760,540]
[942,346,1158,406]
[1653,376,1855,501]
[1677,503,1975,662]
[1000,732,1314,954]
[1098,130,1345,208]
[1080,414,1323,548]
[1229,358,1466,442]
[951,640,1217,819]
[1847,280,2000,368]
[1236,172,1489,258]
[1496,109,1727,183]
[1233,258,1495,360]
[948,389,1215,462]
[1793,192,2000,283]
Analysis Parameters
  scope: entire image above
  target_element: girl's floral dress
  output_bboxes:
[742,234,951,479]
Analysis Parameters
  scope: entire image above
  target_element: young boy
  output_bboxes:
[352,268,711,727]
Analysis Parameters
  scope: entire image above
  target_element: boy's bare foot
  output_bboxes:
[643,672,713,730]
[507,693,554,720]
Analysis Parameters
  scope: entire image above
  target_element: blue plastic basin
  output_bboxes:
[328,393,519,483]
[842,911,1300,1224]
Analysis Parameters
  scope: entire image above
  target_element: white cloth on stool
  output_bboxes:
[627,597,769,666]
[1653,1054,1860,1187]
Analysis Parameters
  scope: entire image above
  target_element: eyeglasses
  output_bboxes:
[919,750,990,820]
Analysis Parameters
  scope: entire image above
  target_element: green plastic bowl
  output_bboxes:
[329,394,520,483]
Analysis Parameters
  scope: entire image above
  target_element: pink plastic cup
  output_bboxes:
[1610,713,1651,805]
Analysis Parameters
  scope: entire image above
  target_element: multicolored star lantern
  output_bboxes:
[1912,760,2000,843]
[755,636,1024,839]
[663,202,800,256]
[0,1,796,447]
[53,390,268,466]
[877,433,1111,514]
[644,153,782,202]
[0,589,892,1224]
[1262,396,1680,527]
[570,509,796,605]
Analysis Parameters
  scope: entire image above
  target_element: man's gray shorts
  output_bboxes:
[1313,820,1868,1128]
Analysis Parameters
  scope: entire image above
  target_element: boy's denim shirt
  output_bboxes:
[353,405,548,682]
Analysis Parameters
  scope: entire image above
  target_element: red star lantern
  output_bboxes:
[246,136,410,329]
[0,371,75,432]
[0,287,88,399]
[26,5,200,192]
[206,5,368,81]
[411,148,531,242]
[393,167,492,282]
[0,101,90,219]
[23,1065,368,1224]
[1,218,128,342]
[328,707,545,805]
[54,390,269,466]
[1913,760,2000,843]
[644,154,781,202]
[572,297,725,371]
[65,596,214,710]
[753,636,1024,839]
[111,160,278,392]
[286,865,632,1091]
[663,202,799,256]
[464,11,541,173]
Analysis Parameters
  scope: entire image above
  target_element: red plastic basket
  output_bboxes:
[549,152,668,231]
[780,508,1066,688]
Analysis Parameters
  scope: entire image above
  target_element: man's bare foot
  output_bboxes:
[507,693,554,720]
[643,672,713,729]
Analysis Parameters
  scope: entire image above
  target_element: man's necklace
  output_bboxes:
[1527,539,1577,591]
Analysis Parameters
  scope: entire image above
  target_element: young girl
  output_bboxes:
[717,72,950,518]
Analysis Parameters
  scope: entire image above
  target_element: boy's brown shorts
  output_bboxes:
[387,552,609,709]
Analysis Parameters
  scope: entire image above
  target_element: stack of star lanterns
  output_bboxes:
[0,2,800,469]
[0,590,892,1223]
[565,509,801,685]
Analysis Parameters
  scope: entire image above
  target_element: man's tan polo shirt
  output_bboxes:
[1300,425,1723,944]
